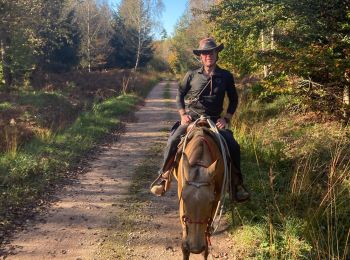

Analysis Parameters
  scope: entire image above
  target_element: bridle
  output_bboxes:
[182,214,214,246]
[180,177,215,246]
[179,135,216,247]
[177,116,231,247]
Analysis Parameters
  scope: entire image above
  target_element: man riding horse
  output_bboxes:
[151,37,249,203]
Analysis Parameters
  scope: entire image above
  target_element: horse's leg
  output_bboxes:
[182,250,190,260]
[202,246,209,260]
[181,242,190,260]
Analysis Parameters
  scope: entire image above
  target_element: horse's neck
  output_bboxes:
[188,135,213,167]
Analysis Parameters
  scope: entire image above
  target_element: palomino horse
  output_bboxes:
[174,122,226,260]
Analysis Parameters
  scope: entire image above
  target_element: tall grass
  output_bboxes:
[229,93,350,259]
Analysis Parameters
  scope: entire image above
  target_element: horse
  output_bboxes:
[174,122,226,260]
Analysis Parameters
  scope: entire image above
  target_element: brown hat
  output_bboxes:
[193,38,224,56]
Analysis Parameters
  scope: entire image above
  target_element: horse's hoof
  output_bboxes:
[150,184,165,196]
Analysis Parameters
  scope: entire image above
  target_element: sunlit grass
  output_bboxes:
[0,94,140,234]
[229,93,350,259]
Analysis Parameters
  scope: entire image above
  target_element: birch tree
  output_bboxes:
[68,0,113,71]
[118,0,164,71]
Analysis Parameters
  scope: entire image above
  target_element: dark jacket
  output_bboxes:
[176,66,238,118]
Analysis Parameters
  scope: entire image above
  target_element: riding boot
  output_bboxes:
[230,165,250,203]
[150,170,172,196]
[151,124,187,197]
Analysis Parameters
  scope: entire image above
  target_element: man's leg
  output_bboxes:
[219,129,250,202]
[151,124,188,196]
[161,124,188,172]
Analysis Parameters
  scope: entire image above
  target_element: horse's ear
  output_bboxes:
[182,153,190,181]
[207,159,218,177]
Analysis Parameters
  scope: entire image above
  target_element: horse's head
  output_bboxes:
[180,153,219,255]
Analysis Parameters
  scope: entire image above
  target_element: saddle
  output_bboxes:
[151,118,230,196]
[170,120,228,180]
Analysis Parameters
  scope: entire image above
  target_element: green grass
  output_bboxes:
[0,94,141,237]
[0,102,12,111]
[13,90,78,130]
[229,94,350,259]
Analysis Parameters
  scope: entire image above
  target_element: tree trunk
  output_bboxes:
[261,29,268,78]
[270,27,275,50]
[133,24,142,72]
[0,39,4,84]
[87,1,91,73]
[134,42,141,72]
[344,71,350,119]
[2,35,12,88]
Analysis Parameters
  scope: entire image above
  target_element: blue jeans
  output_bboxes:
[160,123,243,185]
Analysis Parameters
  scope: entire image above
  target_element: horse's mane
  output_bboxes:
[186,126,218,167]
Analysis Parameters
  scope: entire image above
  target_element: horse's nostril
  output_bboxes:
[190,245,206,254]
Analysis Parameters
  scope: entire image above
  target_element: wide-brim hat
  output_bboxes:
[193,38,224,56]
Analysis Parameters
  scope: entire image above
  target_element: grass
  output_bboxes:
[0,70,162,244]
[0,94,141,240]
[228,94,350,259]
[0,102,12,111]
[17,91,79,128]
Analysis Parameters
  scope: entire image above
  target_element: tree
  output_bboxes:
[117,0,164,71]
[37,0,81,72]
[169,0,216,74]
[208,0,350,118]
[47,10,81,72]
[108,13,138,68]
[0,0,42,87]
[160,28,168,40]
[69,0,113,71]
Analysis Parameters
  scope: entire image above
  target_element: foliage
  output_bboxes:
[68,0,113,71]
[37,3,81,72]
[168,11,199,74]
[0,0,168,90]
[230,94,350,259]
[208,0,350,118]
[110,0,164,71]
[108,13,153,69]
[0,93,140,241]
[146,40,170,72]
[169,2,215,74]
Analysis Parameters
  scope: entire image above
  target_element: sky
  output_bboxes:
[109,0,188,37]
[161,0,188,37]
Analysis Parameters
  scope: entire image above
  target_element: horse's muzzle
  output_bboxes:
[182,240,206,254]
[190,245,207,254]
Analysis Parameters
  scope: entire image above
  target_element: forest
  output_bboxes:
[0,0,349,259]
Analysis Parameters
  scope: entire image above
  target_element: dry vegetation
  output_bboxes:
[228,84,350,259]
[0,69,162,246]
[0,69,156,154]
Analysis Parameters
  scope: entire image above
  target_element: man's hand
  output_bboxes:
[216,118,227,129]
[181,114,192,125]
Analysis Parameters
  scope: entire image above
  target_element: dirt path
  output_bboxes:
[3,81,234,260]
